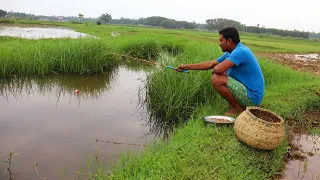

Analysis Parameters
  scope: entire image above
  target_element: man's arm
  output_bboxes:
[178,59,219,70]
[212,60,235,74]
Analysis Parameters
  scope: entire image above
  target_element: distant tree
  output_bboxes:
[98,13,112,24]
[159,19,179,28]
[110,17,145,25]
[0,9,7,17]
[179,21,197,29]
[96,21,101,25]
[144,16,168,26]
[309,32,320,39]
[78,13,84,21]
[206,18,242,31]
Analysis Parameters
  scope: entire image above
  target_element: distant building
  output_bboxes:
[57,16,63,22]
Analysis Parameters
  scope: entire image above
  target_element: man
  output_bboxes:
[177,27,265,115]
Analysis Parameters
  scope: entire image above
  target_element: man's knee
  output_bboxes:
[211,73,228,86]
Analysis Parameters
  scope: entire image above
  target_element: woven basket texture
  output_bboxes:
[234,106,285,150]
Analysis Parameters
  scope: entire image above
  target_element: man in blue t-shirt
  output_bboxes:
[177,27,265,115]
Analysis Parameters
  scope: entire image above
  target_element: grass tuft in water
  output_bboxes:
[120,38,160,60]
[0,38,120,76]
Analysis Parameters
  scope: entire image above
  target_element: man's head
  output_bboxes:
[218,27,240,52]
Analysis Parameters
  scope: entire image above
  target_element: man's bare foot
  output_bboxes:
[224,107,244,116]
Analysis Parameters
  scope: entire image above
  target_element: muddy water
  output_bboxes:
[284,135,320,180]
[0,66,153,179]
[292,54,320,62]
[0,25,92,39]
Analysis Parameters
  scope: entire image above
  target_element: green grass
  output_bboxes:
[109,115,287,179]
[103,105,289,179]
[120,38,161,60]
[0,37,120,76]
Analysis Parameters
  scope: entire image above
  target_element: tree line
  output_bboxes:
[205,18,310,39]
[110,16,199,30]
[1,9,319,39]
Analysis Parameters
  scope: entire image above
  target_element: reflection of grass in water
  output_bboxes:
[0,67,119,100]
[120,59,154,73]
[0,150,19,180]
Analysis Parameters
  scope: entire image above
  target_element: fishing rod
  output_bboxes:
[105,50,189,73]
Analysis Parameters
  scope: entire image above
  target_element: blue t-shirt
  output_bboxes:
[216,42,265,105]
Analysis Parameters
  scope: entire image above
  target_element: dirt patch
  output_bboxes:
[126,31,137,35]
[243,43,280,50]
[257,52,320,75]
[185,35,216,42]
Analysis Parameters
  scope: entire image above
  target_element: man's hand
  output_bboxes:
[176,64,188,72]
[176,60,219,72]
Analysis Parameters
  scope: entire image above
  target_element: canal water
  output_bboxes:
[0,66,154,179]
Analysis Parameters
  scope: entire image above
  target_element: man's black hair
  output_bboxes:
[219,27,240,44]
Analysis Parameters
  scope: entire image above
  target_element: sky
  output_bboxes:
[2,0,320,32]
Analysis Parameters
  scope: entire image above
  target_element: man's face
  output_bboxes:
[219,34,231,52]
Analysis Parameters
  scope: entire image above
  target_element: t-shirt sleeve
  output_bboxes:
[226,48,247,66]
[216,53,228,63]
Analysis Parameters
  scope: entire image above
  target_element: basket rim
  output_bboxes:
[245,106,284,125]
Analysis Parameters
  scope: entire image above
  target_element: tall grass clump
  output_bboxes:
[142,41,224,136]
[120,38,160,60]
[160,40,185,56]
[0,38,120,76]
[0,18,15,24]
[0,36,20,42]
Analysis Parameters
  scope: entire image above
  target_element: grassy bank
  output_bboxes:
[107,40,319,179]
[1,21,319,179]
[109,112,288,179]
[0,37,120,76]
[142,40,320,135]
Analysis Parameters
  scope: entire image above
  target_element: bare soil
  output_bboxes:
[257,52,320,75]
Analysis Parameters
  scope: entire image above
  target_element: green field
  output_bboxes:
[1,20,319,179]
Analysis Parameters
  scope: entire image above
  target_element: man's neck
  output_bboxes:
[228,45,236,53]
[227,42,239,53]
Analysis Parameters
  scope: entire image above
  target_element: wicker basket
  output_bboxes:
[234,106,285,150]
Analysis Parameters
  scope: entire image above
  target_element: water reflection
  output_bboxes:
[284,134,320,180]
[0,68,118,105]
[0,25,93,39]
[0,66,154,179]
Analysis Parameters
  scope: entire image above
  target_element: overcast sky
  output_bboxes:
[2,0,320,32]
